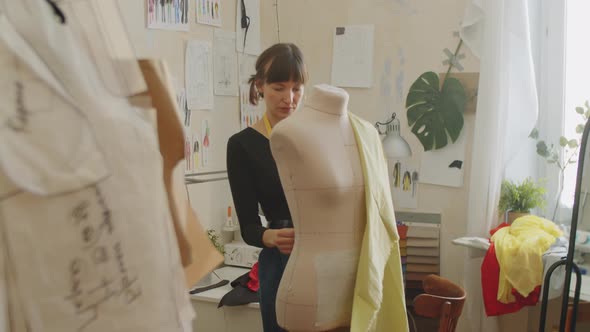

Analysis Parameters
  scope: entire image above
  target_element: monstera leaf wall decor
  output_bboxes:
[405,39,466,151]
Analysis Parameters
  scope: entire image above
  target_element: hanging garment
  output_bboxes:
[0,1,193,331]
[349,113,409,332]
[491,215,562,303]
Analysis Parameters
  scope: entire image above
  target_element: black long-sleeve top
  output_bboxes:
[226,127,291,248]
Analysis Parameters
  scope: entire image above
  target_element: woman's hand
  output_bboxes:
[263,228,295,254]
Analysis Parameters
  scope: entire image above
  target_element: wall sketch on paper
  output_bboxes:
[396,48,406,103]
[238,53,257,85]
[176,88,188,124]
[213,29,238,96]
[196,0,222,27]
[419,72,479,187]
[331,25,375,88]
[185,40,214,110]
[185,134,192,172]
[239,84,265,129]
[419,120,469,188]
[183,129,202,173]
[192,131,201,171]
[147,0,189,31]
[390,158,419,209]
[201,120,211,167]
[380,58,393,97]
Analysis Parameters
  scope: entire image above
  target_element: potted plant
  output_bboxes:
[207,229,225,254]
[529,101,590,220]
[498,178,546,224]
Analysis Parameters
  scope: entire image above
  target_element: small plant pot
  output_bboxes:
[506,212,529,224]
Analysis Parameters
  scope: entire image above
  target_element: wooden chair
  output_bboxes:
[564,301,590,331]
[412,275,467,332]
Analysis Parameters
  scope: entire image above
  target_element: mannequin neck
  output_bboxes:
[304,84,349,116]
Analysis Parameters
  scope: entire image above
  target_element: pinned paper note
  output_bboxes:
[147,0,189,31]
[390,159,419,209]
[419,117,470,188]
[192,131,201,171]
[201,120,211,167]
[331,25,375,88]
[239,84,264,129]
[196,0,222,27]
[214,29,239,96]
[185,40,214,110]
[238,53,257,85]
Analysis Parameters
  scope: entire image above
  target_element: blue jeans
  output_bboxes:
[258,220,291,332]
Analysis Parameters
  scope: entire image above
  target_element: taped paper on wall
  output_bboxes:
[390,158,419,209]
[238,53,257,85]
[213,29,239,96]
[201,119,211,167]
[196,0,222,27]
[331,25,375,88]
[239,84,265,129]
[147,0,189,31]
[185,40,214,110]
[419,115,471,188]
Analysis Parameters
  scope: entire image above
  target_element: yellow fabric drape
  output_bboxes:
[349,113,409,332]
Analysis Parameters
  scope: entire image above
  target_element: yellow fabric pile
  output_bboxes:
[491,215,562,303]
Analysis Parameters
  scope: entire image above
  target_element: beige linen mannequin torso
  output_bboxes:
[270,84,366,331]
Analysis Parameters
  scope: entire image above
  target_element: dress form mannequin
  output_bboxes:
[270,84,365,331]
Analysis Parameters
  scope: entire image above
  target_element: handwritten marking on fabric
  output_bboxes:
[5,82,28,132]
[64,186,142,331]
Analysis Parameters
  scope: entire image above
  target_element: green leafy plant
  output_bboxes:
[529,101,590,220]
[499,178,546,213]
[207,229,225,254]
[406,39,466,151]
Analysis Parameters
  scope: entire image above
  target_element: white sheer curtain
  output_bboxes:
[460,0,540,330]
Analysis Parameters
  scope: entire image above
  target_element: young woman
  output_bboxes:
[226,43,306,332]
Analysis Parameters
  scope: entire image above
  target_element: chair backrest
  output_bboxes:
[565,301,590,332]
[413,275,467,332]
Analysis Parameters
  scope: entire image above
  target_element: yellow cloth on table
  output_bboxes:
[491,215,562,303]
[349,113,409,332]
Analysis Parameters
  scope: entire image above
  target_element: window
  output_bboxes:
[561,0,590,208]
[535,0,590,222]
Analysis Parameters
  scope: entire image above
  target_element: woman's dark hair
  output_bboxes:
[248,43,307,105]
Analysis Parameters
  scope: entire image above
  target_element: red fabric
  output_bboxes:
[481,223,541,316]
[247,262,259,292]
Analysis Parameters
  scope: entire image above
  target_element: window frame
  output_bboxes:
[536,0,568,222]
